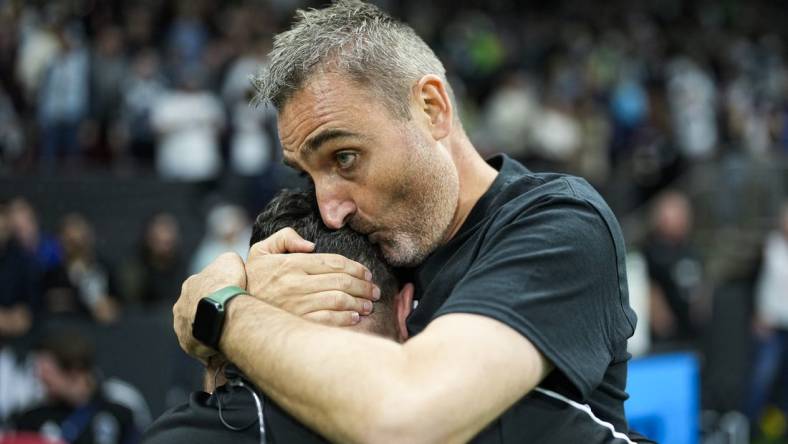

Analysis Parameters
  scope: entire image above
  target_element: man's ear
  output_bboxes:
[394,283,415,343]
[412,75,453,141]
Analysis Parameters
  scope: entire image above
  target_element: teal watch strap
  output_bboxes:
[193,285,250,349]
[206,285,249,308]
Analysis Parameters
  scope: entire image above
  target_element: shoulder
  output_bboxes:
[141,389,258,444]
[487,172,620,250]
[497,171,608,217]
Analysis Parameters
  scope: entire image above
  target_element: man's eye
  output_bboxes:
[335,152,357,169]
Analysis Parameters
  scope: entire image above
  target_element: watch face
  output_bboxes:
[193,298,223,347]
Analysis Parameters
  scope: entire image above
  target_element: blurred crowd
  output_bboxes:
[0,0,787,443]
[0,0,786,195]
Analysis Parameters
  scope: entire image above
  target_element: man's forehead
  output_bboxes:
[279,79,354,147]
[278,74,378,162]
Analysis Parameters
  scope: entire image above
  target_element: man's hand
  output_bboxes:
[173,252,247,364]
[173,228,379,363]
[246,228,380,326]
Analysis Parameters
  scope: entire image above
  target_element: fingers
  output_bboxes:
[299,291,374,316]
[251,227,315,256]
[248,250,371,283]
[300,273,380,301]
[303,310,362,327]
[299,253,372,282]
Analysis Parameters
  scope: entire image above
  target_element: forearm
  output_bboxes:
[219,297,546,444]
[220,295,406,443]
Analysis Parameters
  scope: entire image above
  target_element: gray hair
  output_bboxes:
[252,0,452,120]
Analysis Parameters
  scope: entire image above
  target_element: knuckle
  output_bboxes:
[304,311,323,323]
[340,312,354,325]
[279,227,298,239]
[332,292,347,310]
[340,276,352,291]
[181,275,194,293]
[328,254,345,270]
[326,291,338,309]
[217,251,240,263]
[249,241,266,257]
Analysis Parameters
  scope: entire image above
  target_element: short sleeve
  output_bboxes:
[434,194,631,399]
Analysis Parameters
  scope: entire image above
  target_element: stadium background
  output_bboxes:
[0,0,787,443]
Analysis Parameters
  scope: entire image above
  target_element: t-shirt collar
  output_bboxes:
[452,153,527,240]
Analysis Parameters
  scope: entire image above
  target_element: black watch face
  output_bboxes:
[193,298,224,347]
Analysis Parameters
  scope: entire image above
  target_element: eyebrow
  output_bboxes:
[302,129,359,155]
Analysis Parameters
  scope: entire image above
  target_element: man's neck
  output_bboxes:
[444,130,498,242]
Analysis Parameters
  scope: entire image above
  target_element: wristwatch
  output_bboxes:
[192,286,249,350]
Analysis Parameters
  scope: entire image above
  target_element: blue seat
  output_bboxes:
[625,352,700,444]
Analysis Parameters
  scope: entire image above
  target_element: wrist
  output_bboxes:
[218,293,256,354]
[192,286,250,350]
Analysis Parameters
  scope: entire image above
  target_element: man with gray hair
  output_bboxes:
[172,1,650,442]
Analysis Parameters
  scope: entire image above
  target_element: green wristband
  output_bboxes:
[192,285,250,349]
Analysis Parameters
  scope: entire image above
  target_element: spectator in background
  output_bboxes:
[165,1,208,72]
[0,200,36,341]
[0,200,39,423]
[8,329,138,444]
[573,96,612,186]
[644,190,705,350]
[121,5,156,55]
[529,95,581,169]
[150,67,225,181]
[8,197,62,273]
[118,49,167,168]
[482,72,539,164]
[120,212,186,310]
[36,23,89,171]
[86,25,128,165]
[41,214,118,324]
[666,56,718,160]
[747,203,788,427]
[221,38,276,177]
[189,203,249,274]
[14,5,59,106]
[0,86,24,168]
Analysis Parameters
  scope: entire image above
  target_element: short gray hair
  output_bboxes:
[252,0,452,120]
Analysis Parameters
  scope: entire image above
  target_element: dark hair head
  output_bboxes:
[36,329,95,373]
[251,189,399,316]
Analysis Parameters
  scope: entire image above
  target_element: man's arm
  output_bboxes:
[220,295,551,444]
[174,230,379,365]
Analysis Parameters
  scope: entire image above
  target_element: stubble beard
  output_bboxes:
[378,141,459,267]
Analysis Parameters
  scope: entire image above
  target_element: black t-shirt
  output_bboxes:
[144,155,649,443]
[142,380,328,444]
[10,394,138,444]
[406,154,640,443]
[42,257,118,318]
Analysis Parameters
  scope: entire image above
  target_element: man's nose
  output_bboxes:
[319,198,356,229]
